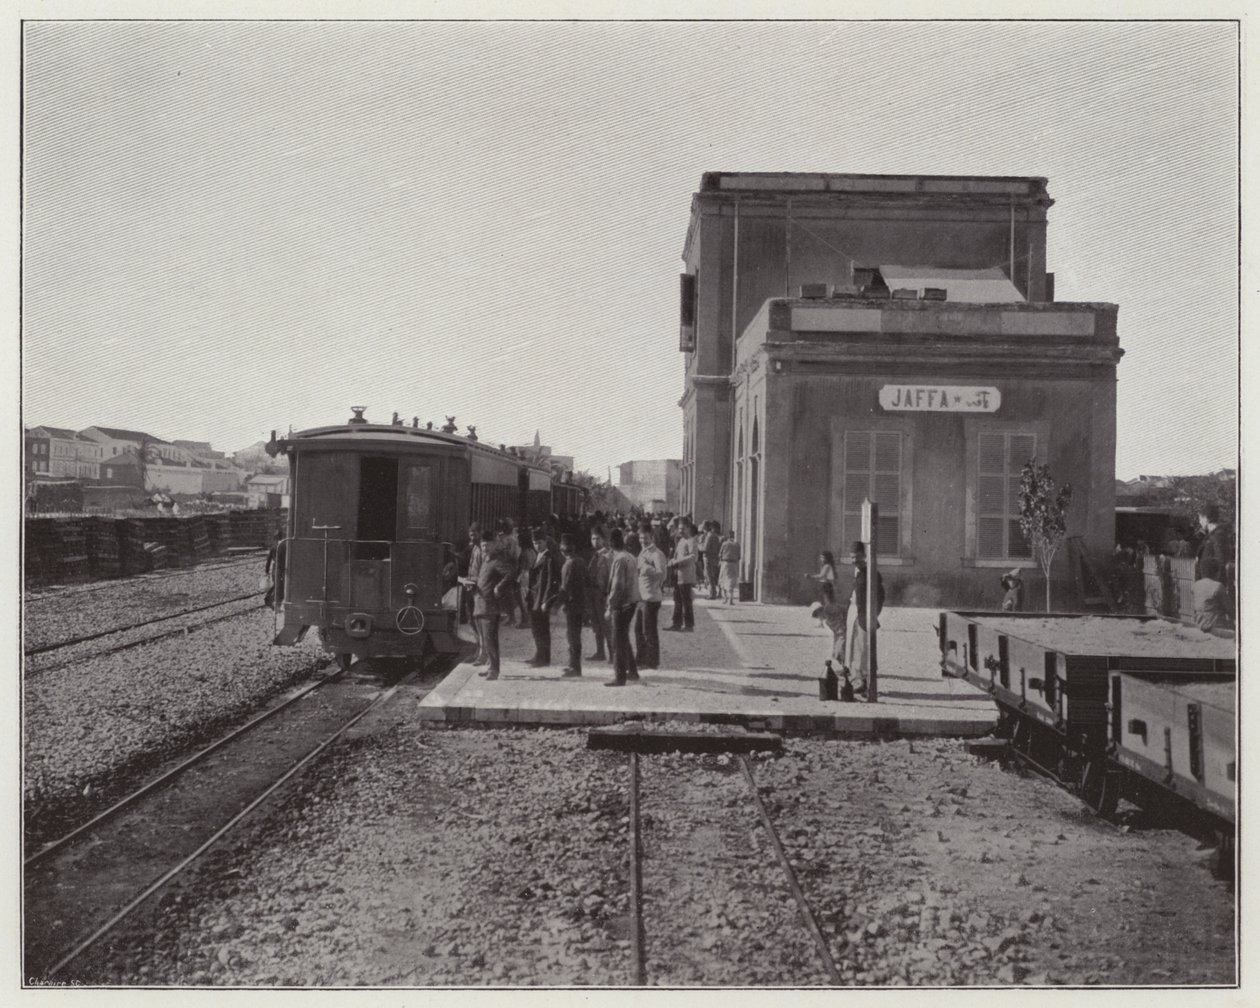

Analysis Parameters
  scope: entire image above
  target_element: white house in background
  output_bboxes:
[245,473,290,508]
[84,434,244,495]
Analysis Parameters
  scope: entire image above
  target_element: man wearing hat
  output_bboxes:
[844,541,884,696]
[1000,568,1025,612]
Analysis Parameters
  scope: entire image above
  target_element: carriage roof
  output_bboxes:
[268,423,555,475]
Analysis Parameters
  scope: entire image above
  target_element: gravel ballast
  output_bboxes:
[24,560,264,651]
[24,609,326,838]
[85,701,1234,988]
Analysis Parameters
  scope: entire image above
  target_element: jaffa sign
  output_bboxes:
[879,385,1001,413]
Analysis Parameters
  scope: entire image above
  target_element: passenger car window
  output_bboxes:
[404,463,433,532]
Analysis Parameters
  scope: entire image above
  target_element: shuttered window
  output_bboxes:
[977,432,1036,560]
[842,431,901,557]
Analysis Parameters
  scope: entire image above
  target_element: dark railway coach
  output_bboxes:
[265,409,584,667]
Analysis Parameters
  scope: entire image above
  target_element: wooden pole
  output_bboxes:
[862,498,879,703]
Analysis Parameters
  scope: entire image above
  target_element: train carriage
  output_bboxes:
[265,410,580,668]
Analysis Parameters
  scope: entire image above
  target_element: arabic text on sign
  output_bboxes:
[878,385,1001,413]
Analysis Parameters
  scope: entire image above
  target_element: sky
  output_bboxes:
[20,19,1239,480]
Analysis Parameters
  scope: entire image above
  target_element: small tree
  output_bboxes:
[1017,458,1073,612]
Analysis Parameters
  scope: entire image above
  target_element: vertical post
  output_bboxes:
[731,200,741,375]
[785,198,792,296]
[861,498,879,703]
[1008,204,1015,283]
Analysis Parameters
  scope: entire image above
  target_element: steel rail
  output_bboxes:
[628,751,646,986]
[738,755,842,985]
[42,665,421,979]
[25,665,336,868]
[25,604,266,677]
[26,592,261,655]
[25,553,266,601]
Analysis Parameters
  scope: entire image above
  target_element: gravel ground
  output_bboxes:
[638,752,831,985]
[23,597,267,675]
[23,561,264,651]
[85,704,1235,988]
[23,609,326,838]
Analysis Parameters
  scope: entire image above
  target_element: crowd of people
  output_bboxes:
[450,510,742,685]
[1109,504,1236,631]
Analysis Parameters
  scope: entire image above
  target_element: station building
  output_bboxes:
[678,172,1122,607]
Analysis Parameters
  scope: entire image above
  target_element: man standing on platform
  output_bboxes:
[587,528,612,662]
[666,520,697,631]
[604,528,640,686]
[556,533,589,677]
[634,520,666,669]
[527,527,561,667]
[703,521,722,599]
[844,541,885,696]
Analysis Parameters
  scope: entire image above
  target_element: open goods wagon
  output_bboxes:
[265,410,584,668]
[939,611,1236,873]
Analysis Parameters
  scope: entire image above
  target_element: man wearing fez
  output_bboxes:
[527,526,561,667]
[845,541,885,696]
[555,533,589,677]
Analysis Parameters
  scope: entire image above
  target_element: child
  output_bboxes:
[810,599,849,664]
[806,551,837,604]
[999,568,1024,612]
[1193,558,1229,632]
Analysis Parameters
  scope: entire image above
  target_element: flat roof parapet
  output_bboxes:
[738,296,1120,350]
[700,171,1051,203]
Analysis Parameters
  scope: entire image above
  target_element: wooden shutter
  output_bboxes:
[843,431,900,557]
[872,432,901,556]
[679,273,697,352]
[1007,435,1036,558]
[976,432,1036,559]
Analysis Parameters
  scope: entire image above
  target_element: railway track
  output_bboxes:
[25,553,266,602]
[623,742,841,986]
[26,591,263,657]
[24,598,268,677]
[24,659,441,982]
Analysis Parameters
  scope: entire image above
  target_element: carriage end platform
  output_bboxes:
[417,600,997,738]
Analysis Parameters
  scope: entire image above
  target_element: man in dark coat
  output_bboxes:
[527,527,561,666]
[556,533,589,677]
[1196,505,1233,576]
[845,541,885,695]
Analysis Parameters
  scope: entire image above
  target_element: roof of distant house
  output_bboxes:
[27,425,100,442]
[85,426,169,444]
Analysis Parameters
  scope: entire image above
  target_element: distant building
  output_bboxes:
[93,441,244,495]
[173,439,227,461]
[678,171,1121,606]
[508,430,575,473]
[245,473,291,508]
[615,460,681,513]
[25,426,103,480]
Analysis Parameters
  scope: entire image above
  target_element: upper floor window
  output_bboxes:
[977,431,1036,560]
[843,430,902,557]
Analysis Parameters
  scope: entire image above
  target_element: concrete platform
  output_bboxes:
[418,597,998,737]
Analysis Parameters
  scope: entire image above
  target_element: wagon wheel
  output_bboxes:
[1213,828,1236,883]
[1080,760,1119,818]
[336,652,354,671]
